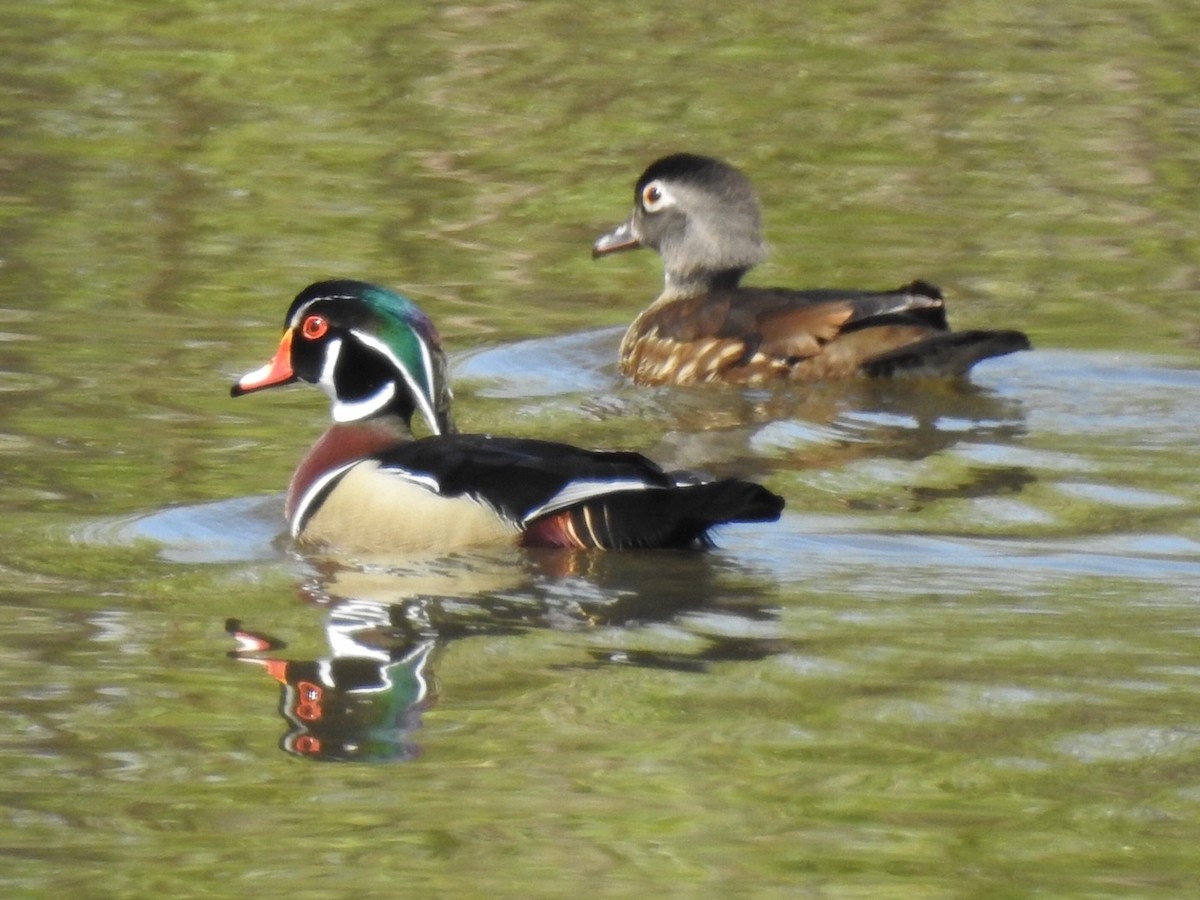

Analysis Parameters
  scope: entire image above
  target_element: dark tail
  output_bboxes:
[524,480,784,550]
[862,329,1031,378]
[681,479,786,524]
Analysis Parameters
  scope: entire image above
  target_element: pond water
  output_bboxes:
[4,1,1200,896]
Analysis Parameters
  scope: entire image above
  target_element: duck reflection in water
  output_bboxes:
[227,600,438,763]
[226,548,784,762]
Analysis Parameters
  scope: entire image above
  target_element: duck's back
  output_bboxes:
[618,280,1019,385]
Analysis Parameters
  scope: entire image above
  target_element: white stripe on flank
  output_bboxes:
[379,467,441,493]
[292,462,445,538]
[291,461,359,537]
[521,479,657,523]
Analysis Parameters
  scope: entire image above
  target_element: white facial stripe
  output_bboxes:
[318,336,343,400]
[331,381,396,423]
[317,333,398,423]
[287,297,322,330]
[326,623,391,662]
[522,479,657,523]
[350,328,444,435]
[317,659,335,688]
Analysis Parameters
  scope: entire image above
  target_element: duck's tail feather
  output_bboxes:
[862,329,1031,378]
[524,479,784,550]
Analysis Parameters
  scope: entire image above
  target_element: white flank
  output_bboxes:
[292,460,442,538]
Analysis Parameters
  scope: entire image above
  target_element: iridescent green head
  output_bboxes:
[232,279,455,435]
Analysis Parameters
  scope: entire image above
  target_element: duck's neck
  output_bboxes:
[661,266,748,300]
[285,418,412,522]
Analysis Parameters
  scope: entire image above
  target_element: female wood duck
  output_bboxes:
[231,280,784,556]
[593,152,1031,385]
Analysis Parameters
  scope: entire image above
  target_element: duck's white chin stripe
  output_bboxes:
[318,336,343,399]
[331,381,397,423]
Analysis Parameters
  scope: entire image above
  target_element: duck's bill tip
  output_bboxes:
[230,331,296,397]
[592,220,641,258]
[231,364,297,397]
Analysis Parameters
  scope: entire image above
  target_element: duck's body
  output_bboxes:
[291,429,779,555]
[594,153,1030,386]
[233,280,783,555]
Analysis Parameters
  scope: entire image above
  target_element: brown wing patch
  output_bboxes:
[785,325,941,380]
[754,301,856,360]
[619,290,950,385]
[636,294,735,342]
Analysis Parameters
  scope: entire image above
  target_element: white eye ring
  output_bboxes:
[640,180,673,213]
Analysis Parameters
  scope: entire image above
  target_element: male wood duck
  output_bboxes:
[231,280,784,555]
[593,152,1031,385]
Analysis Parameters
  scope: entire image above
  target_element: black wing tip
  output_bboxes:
[690,479,785,525]
[862,329,1032,378]
[952,329,1033,359]
[902,279,944,301]
[550,479,785,550]
[729,482,786,523]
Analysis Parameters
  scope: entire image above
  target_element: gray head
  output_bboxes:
[593,153,768,296]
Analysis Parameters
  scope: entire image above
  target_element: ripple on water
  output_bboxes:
[1055,482,1187,508]
[73,495,287,564]
[70,342,1200,608]
[452,327,623,398]
[0,371,57,393]
[1056,727,1200,764]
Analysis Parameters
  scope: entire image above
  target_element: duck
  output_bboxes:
[593,152,1031,386]
[231,280,784,555]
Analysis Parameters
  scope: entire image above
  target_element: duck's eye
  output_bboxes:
[301,315,329,340]
[641,181,669,212]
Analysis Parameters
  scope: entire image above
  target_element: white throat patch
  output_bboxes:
[332,381,397,423]
[317,335,400,423]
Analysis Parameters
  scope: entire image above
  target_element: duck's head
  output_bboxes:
[592,153,768,296]
[231,279,454,435]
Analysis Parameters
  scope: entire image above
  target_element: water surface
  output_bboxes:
[3,1,1200,897]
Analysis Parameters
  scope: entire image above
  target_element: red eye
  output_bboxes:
[301,315,329,340]
[295,681,323,721]
[294,734,322,755]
